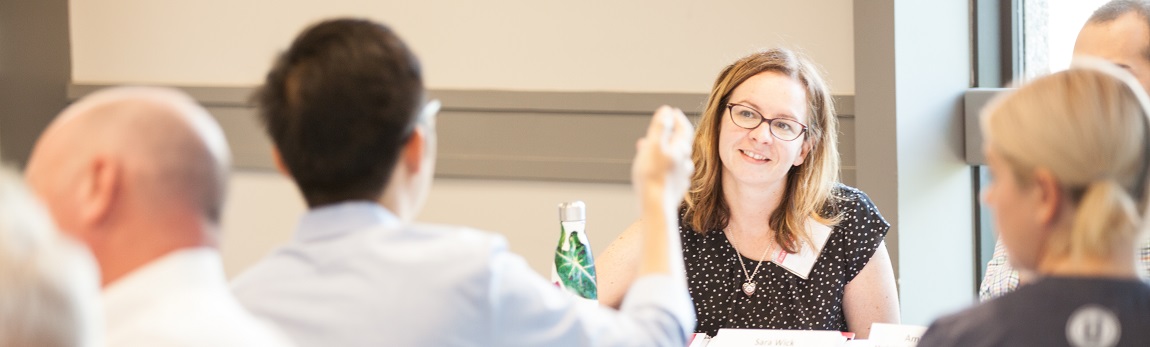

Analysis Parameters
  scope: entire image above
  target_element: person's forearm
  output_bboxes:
[637,193,680,276]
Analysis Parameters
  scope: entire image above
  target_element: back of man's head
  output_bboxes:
[30,87,230,227]
[26,87,230,284]
[0,168,101,347]
[257,18,425,208]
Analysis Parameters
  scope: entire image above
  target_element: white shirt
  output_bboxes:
[231,201,695,347]
[103,248,293,347]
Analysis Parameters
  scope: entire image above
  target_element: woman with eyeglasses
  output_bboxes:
[596,48,900,339]
[918,64,1150,346]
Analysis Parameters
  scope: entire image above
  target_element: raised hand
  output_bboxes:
[632,105,695,209]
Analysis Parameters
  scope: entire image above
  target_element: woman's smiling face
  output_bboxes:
[718,71,811,189]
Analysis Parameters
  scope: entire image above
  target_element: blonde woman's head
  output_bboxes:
[982,62,1150,273]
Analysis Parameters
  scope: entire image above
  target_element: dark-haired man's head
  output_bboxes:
[1076,0,1150,93]
[257,18,431,212]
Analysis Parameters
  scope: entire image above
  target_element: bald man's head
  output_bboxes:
[1076,1,1150,93]
[26,87,230,242]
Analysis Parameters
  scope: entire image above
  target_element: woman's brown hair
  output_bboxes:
[684,48,841,253]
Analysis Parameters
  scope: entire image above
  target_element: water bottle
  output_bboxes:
[550,201,598,301]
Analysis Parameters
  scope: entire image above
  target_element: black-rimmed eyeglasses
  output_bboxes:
[726,103,807,141]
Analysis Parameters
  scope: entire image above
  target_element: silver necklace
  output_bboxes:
[726,229,772,297]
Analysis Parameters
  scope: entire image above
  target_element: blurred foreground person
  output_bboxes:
[232,18,696,347]
[980,0,1150,301]
[920,62,1150,346]
[26,87,291,346]
[0,168,101,347]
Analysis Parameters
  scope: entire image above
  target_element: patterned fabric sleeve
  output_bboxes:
[1141,237,1150,279]
[978,238,1019,301]
[980,236,1149,300]
[838,186,892,281]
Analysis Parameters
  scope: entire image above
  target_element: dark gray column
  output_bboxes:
[0,0,71,167]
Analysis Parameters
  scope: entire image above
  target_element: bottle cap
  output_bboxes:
[558,201,586,222]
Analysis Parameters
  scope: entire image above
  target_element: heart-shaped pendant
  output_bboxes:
[742,282,756,296]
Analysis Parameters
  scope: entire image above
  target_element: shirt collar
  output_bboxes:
[102,247,224,325]
[295,201,401,242]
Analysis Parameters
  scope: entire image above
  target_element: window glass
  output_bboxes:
[1022,0,1112,80]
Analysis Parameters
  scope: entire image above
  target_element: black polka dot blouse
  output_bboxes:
[682,184,890,337]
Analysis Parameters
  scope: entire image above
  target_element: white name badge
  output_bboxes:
[769,221,833,279]
[687,333,712,347]
[867,323,927,347]
[708,329,847,347]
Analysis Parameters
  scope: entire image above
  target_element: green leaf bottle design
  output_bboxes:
[550,201,598,301]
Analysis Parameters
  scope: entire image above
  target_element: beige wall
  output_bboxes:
[69,0,857,276]
[217,172,303,277]
[70,0,856,94]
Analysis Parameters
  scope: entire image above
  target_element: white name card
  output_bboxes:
[867,323,927,347]
[708,329,847,347]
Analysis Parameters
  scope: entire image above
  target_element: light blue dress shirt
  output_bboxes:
[232,202,695,347]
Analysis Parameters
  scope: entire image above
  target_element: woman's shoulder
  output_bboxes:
[827,183,890,235]
[829,183,880,213]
